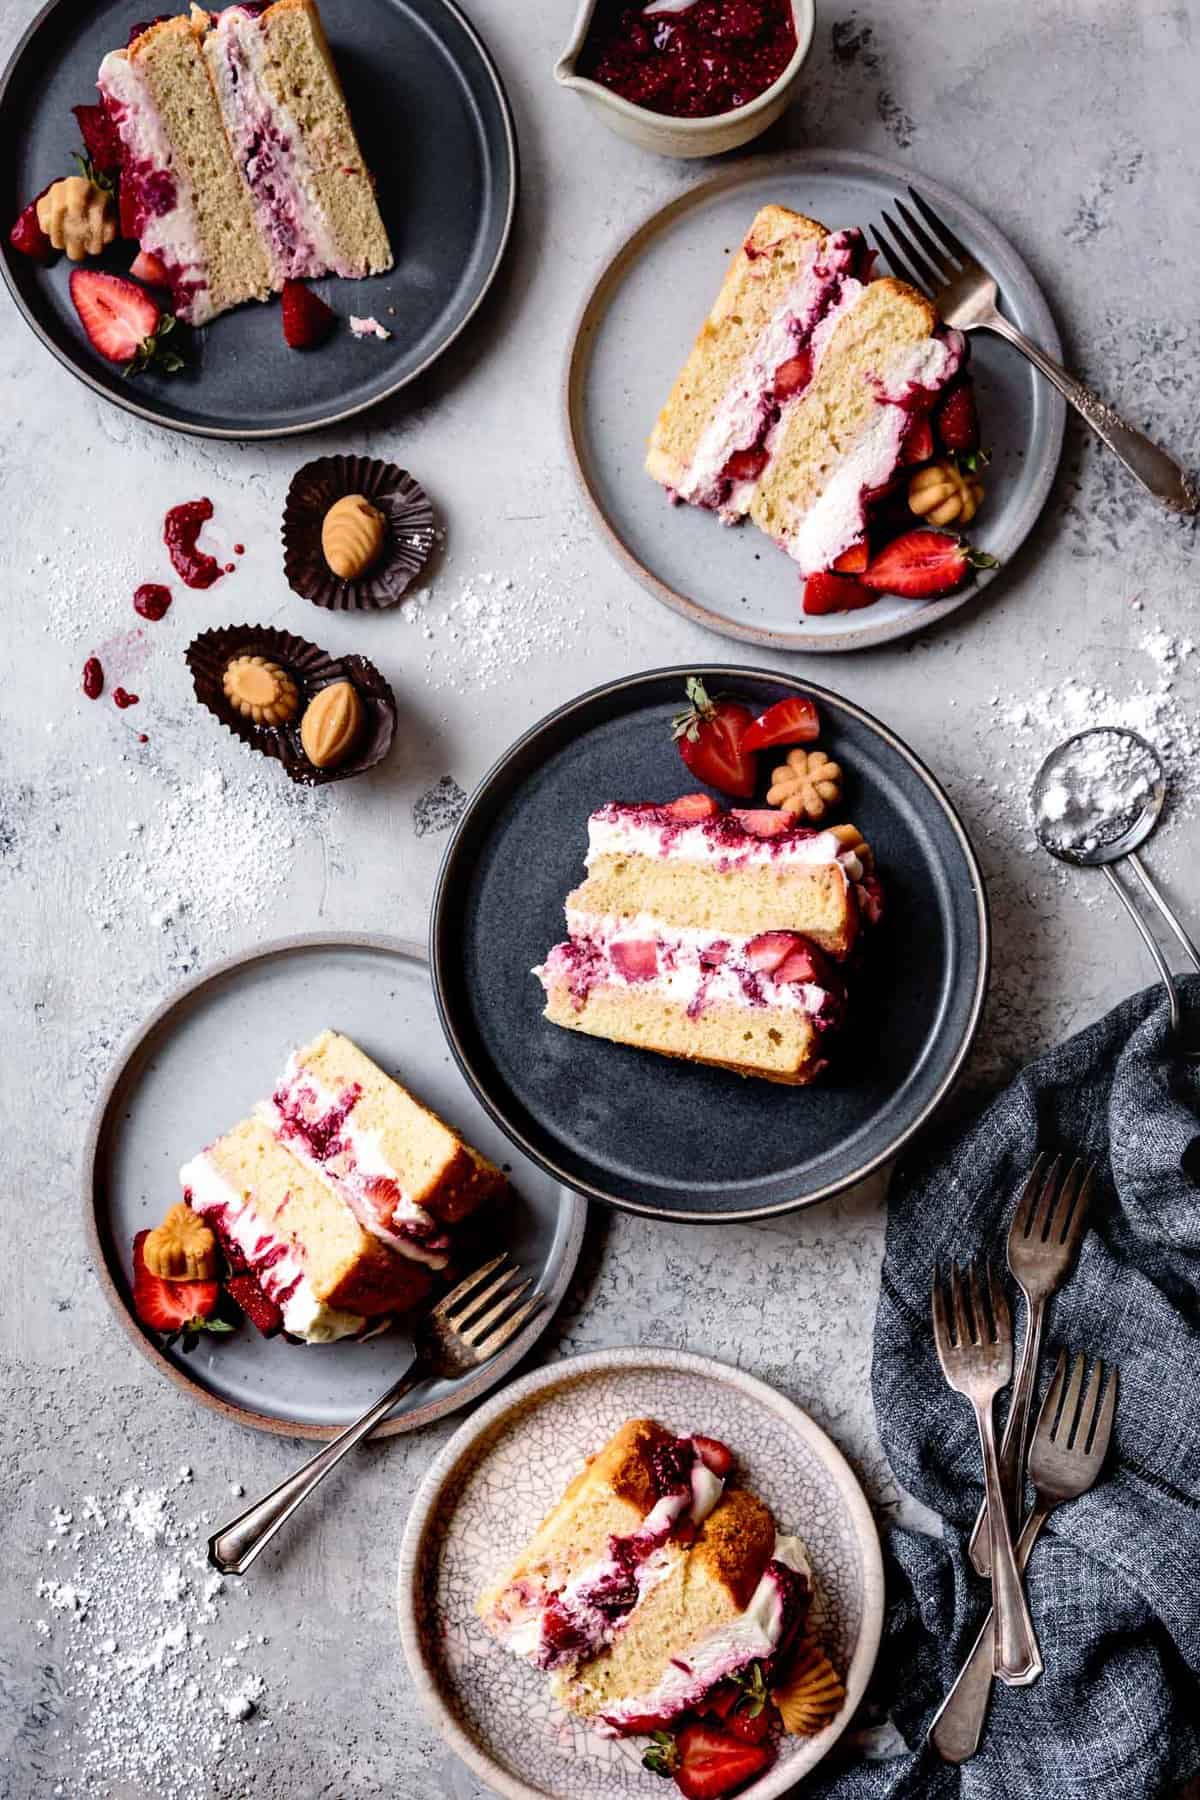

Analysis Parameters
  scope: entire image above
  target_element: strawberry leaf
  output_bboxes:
[642,1732,677,1778]
[72,149,117,197]
[733,1661,769,1718]
[123,312,185,380]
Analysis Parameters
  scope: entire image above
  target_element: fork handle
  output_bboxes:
[929,1505,1050,1762]
[208,1362,425,1575]
[968,1293,1045,1575]
[974,1400,1043,1685]
[982,313,1198,514]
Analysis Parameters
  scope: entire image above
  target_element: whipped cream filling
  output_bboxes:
[97,54,214,324]
[587,807,859,876]
[595,1534,812,1735]
[781,330,966,575]
[539,910,833,1020]
[180,1153,364,1344]
[206,7,349,283]
[261,1057,449,1271]
[677,231,866,518]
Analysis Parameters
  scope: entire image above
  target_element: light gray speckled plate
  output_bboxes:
[84,934,586,1439]
[397,1348,883,1800]
[566,148,1066,652]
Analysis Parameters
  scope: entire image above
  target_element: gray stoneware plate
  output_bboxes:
[431,666,989,1221]
[397,1347,884,1800]
[566,148,1066,651]
[0,0,516,437]
[84,934,585,1438]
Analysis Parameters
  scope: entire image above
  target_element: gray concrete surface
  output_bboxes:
[2,0,1197,1794]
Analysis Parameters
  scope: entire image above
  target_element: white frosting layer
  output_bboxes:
[586,811,857,876]
[262,1056,448,1271]
[97,52,214,325]
[596,1534,812,1734]
[557,909,829,1018]
[180,1152,364,1344]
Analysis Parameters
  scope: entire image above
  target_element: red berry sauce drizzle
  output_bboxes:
[132,582,172,620]
[113,688,139,709]
[578,0,797,118]
[164,497,224,589]
[82,657,104,699]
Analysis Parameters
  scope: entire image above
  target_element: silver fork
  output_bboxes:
[875,187,1198,515]
[932,1260,1042,1685]
[208,1254,542,1575]
[968,1155,1094,1575]
[930,1349,1118,1762]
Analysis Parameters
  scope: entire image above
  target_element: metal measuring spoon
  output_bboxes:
[1032,727,1200,1046]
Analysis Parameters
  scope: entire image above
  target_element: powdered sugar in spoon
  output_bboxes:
[1032,727,1200,1049]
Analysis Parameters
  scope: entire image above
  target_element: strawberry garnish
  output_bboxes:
[900,413,934,464]
[672,677,756,799]
[9,195,54,262]
[934,376,979,453]
[281,278,337,349]
[740,695,819,753]
[731,808,796,839]
[130,248,169,286]
[132,1230,230,1350]
[831,540,869,574]
[69,268,183,376]
[72,102,123,177]
[802,571,876,616]
[664,793,722,822]
[646,1722,772,1799]
[704,1684,739,1721]
[773,348,812,399]
[611,939,658,982]
[226,1273,283,1337]
[720,445,769,487]
[860,527,997,599]
[692,1435,734,1478]
[725,1705,773,1745]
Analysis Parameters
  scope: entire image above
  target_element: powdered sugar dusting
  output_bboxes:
[401,544,588,694]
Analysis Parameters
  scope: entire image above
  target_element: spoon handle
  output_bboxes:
[1126,854,1200,976]
[1101,864,1181,1034]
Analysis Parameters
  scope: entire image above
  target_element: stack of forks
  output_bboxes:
[927,1156,1119,1760]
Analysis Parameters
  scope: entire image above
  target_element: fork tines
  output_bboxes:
[874,186,975,300]
[933,1258,1010,1354]
[1011,1155,1095,1251]
[435,1253,542,1353]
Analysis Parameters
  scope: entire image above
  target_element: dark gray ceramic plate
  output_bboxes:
[566,150,1065,651]
[431,668,989,1220]
[0,0,516,437]
[84,934,585,1438]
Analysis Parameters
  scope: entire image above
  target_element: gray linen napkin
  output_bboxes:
[806,977,1200,1800]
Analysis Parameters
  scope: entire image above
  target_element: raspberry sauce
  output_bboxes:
[579,0,797,118]
[82,656,104,699]
[113,687,139,709]
[164,498,224,589]
[132,582,172,621]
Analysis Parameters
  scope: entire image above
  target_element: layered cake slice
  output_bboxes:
[258,1029,506,1262]
[646,205,964,575]
[180,1115,433,1343]
[477,1419,811,1738]
[535,796,874,1085]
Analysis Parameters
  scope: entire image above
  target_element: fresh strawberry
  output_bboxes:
[831,540,869,574]
[745,931,801,973]
[73,101,123,176]
[725,1704,774,1745]
[132,1230,225,1345]
[773,347,812,399]
[862,470,907,506]
[226,1273,283,1337]
[672,677,756,799]
[281,278,337,349]
[704,1685,739,1722]
[130,248,169,286]
[731,808,796,839]
[802,571,876,616]
[934,377,978,453]
[740,695,820,753]
[9,195,54,262]
[664,793,722,822]
[674,1723,772,1799]
[900,413,934,464]
[692,1435,734,1478]
[860,527,997,599]
[720,445,769,486]
[775,940,834,986]
[611,939,657,982]
[69,268,183,375]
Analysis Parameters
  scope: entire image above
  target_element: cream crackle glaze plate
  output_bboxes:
[397,1348,884,1800]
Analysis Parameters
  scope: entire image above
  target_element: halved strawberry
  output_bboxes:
[746,931,801,973]
[775,940,833,986]
[664,793,722,821]
[611,939,657,982]
[73,101,123,176]
[900,413,934,464]
[934,376,978,453]
[773,347,812,399]
[226,1273,283,1337]
[831,540,869,574]
[9,195,54,262]
[860,527,996,599]
[132,1230,221,1338]
[802,571,876,616]
[720,445,769,487]
[704,1684,740,1722]
[281,278,337,349]
[69,268,182,375]
[731,808,796,839]
[740,695,819,752]
[130,248,169,286]
[674,1723,772,1799]
[692,1435,734,1478]
[672,677,756,799]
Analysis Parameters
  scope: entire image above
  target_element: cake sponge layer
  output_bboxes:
[574,860,857,958]
[542,982,823,1086]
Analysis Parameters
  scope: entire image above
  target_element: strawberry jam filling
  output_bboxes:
[579,0,797,119]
